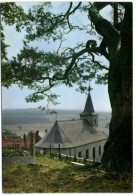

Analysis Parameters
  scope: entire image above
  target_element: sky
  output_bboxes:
[1,2,112,112]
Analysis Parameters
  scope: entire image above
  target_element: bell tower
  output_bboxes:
[80,84,98,127]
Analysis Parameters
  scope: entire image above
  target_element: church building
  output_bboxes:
[35,89,108,162]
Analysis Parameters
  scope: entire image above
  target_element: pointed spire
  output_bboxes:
[80,83,95,116]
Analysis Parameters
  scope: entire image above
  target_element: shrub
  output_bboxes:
[73,156,77,162]
[2,148,29,157]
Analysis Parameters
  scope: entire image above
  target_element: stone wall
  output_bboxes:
[2,156,35,166]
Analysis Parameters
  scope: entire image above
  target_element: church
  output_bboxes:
[35,88,108,162]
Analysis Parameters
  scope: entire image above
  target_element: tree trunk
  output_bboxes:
[102,4,132,172]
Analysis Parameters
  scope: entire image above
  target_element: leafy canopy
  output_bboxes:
[2,2,124,105]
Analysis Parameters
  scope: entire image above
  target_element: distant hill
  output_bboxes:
[2,108,111,137]
[2,108,81,125]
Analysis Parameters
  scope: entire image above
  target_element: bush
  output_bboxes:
[2,148,29,157]
[73,156,77,162]
[2,130,20,139]
[84,158,86,164]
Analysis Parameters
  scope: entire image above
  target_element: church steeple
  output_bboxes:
[80,92,95,116]
[80,83,95,116]
[80,83,98,127]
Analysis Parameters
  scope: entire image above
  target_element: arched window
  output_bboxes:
[93,147,95,160]
[86,149,89,159]
[99,146,101,156]
[78,151,82,158]
[69,148,71,157]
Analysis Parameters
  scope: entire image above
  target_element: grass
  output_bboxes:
[2,155,132,193]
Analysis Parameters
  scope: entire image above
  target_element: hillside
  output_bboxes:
[2,108,111,137]
[2,108,80,125]
[3,155,132,193]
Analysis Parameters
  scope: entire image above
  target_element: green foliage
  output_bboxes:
[1,33,9,61]
[3,130,20,139]
[1,2,110,104]
[25,2,66,41]
[1,3,26,27]
[59,153,62,160]
[1,3,27,60]
[84,158,87,164]
[73,156,77,162]
[43,149,46,156]
[2,148,28,157]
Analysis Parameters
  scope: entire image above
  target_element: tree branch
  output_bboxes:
[89,53,109,70]
[68,2,82,15]
[89,3,119,44]
[57,45,109,80]
[93,2,112,11]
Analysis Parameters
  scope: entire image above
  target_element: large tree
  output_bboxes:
[1,2,132,172]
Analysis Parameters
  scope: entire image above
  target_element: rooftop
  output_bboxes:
[35,119,107,149]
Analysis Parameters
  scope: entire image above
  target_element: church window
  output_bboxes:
[78,151,82,157]
[69,148,71,157]
[93,147,95,160]
[99,146,101,156]
[86,149,89,159]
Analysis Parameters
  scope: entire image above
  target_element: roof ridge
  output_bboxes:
[57,119,81,122]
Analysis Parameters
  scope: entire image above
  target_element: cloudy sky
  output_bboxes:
[2,2,112,112]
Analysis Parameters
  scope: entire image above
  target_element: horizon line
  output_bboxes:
[2,107,112,113]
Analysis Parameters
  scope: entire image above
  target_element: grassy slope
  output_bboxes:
[2,155,132,193]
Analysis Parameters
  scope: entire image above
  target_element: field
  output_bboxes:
[2,155,132,193]
[2,108,111,137]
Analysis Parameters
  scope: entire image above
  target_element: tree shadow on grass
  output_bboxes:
[2,162,132,193]
[44,164,132,193]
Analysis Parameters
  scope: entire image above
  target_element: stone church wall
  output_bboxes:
[37,138,107,162]
[69,139,107,162]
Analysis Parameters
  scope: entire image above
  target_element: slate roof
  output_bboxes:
[35,119,107,149]
[80,92,95,116]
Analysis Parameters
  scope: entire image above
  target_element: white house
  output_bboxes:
[35,89,108,162]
